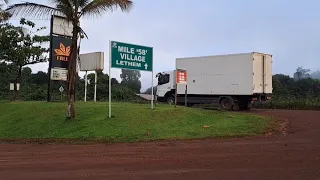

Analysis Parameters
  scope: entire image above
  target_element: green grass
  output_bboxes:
[0,102,271,143]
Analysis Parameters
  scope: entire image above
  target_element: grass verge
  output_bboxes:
[0,102,273,144]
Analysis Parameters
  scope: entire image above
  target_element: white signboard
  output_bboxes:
[51,68,68,81]
[9,83,14,91]
[52,15,73,37]
[79,52,104,71]
[9,83,20,91]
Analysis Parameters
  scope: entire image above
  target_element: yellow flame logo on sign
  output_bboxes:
[55,43,70,56]
[54,43,70,61]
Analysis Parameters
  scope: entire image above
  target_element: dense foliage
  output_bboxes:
[0,63,144,102]
[120,69,142,93]
[0,18,49,100]
[253,73,320,110]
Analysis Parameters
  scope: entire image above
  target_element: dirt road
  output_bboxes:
[1,109,320,180]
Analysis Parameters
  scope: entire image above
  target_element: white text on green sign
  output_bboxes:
[111,41,153,72]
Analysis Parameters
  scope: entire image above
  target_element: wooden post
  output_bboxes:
[175,83,177,108]
[185,84,188,107]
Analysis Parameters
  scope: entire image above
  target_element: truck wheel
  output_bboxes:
[166,96,175,105]
[220,98,232,111]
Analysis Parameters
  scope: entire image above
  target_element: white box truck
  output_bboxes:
[156,52,273,111]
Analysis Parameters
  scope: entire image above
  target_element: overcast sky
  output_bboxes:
[6,0,320,91]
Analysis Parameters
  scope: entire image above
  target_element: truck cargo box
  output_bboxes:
[175,52,272,95]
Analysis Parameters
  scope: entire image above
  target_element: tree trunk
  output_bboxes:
[67,21,79,119]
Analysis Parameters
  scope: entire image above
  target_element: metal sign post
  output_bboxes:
[79,51,104,103]
[109,41,112,118]
[84,71,87,102]
[151,60,154,110]
[109,40,154,118]
[175,81,177,108]
[94,70,97,102]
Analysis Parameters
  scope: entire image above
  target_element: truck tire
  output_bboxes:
[220,98,232,111]
[166,96,175,105]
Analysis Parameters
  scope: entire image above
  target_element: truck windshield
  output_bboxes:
[157,74,170,85]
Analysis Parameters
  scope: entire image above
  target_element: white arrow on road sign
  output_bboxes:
[144,63,148,70]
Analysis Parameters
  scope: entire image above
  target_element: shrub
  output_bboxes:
[253,98,320,110]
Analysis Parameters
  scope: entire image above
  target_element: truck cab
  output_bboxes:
[156,71,175,104]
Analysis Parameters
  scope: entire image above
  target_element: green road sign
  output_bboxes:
[110,41,153,72]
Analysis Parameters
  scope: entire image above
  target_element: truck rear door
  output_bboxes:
[252,53,273,94]
[263,54,273,94]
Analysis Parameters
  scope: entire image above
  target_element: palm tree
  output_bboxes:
[0,0,11,23]
[5,0,133,119]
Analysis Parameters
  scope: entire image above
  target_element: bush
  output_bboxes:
[97,84,148,104]
[253,98,320,110]
[111,84,137,101]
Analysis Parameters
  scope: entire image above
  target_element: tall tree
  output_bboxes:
[5,0,133,119]
[0,61,15,99]
[120,69,141,93]
[294,66,311,81]
[311,70,320,80]
[0,18,49,100]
